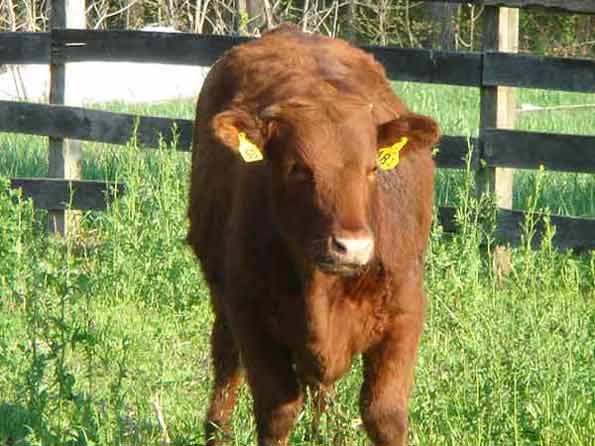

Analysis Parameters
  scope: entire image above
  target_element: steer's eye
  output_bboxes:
[288,163,313,182]
[367,165,379,181]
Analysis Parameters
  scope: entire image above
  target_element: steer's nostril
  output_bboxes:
[331,236,348,254]
[328,233,374,268]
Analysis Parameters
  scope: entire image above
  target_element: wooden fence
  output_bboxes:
[0,0,594,250]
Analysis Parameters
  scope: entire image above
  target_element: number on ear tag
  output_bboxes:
[238,132,264,163]
[377,137,408,171]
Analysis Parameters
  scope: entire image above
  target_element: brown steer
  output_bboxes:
[187,24,439,446]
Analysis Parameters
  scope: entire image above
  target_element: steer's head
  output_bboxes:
[212,96,438,276]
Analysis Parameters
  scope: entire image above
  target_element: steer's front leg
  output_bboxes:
[226,299,303,446]
[359,308,424,446]
[248,349,303,446]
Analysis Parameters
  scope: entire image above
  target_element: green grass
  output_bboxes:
[0,85,594,445]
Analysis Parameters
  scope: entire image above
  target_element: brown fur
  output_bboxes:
[187,24,439,446]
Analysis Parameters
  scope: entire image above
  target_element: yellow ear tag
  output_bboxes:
[377,137,408,171]
[238,132,264,163]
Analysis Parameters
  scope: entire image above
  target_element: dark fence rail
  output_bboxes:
[495,209,595,252]
[4,30,482,87]
[483,52,595,93]
[357,46,481,87]
[10,178,125,211]
[0,100,193,149]
[0,32,50,64]
[3,31,595,93]
[51,30,249,67]
[439,206,595,252]
[484,130,595,174]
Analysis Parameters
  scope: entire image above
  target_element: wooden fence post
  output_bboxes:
[478,6,519,280]
[478,6,519,208]
[48,0,85,236]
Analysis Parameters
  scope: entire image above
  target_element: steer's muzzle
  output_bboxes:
[318,229,374,274]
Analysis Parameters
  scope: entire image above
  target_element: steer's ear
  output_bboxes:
[377,113,440,158]
[212,108,274,163]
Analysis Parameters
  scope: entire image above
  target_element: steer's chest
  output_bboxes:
[264,264,393,385]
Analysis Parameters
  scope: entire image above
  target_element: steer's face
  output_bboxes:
[265,100,378,275]
[212,97,438,276]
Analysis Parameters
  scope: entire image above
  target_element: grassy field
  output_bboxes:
[0,84,594,446]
